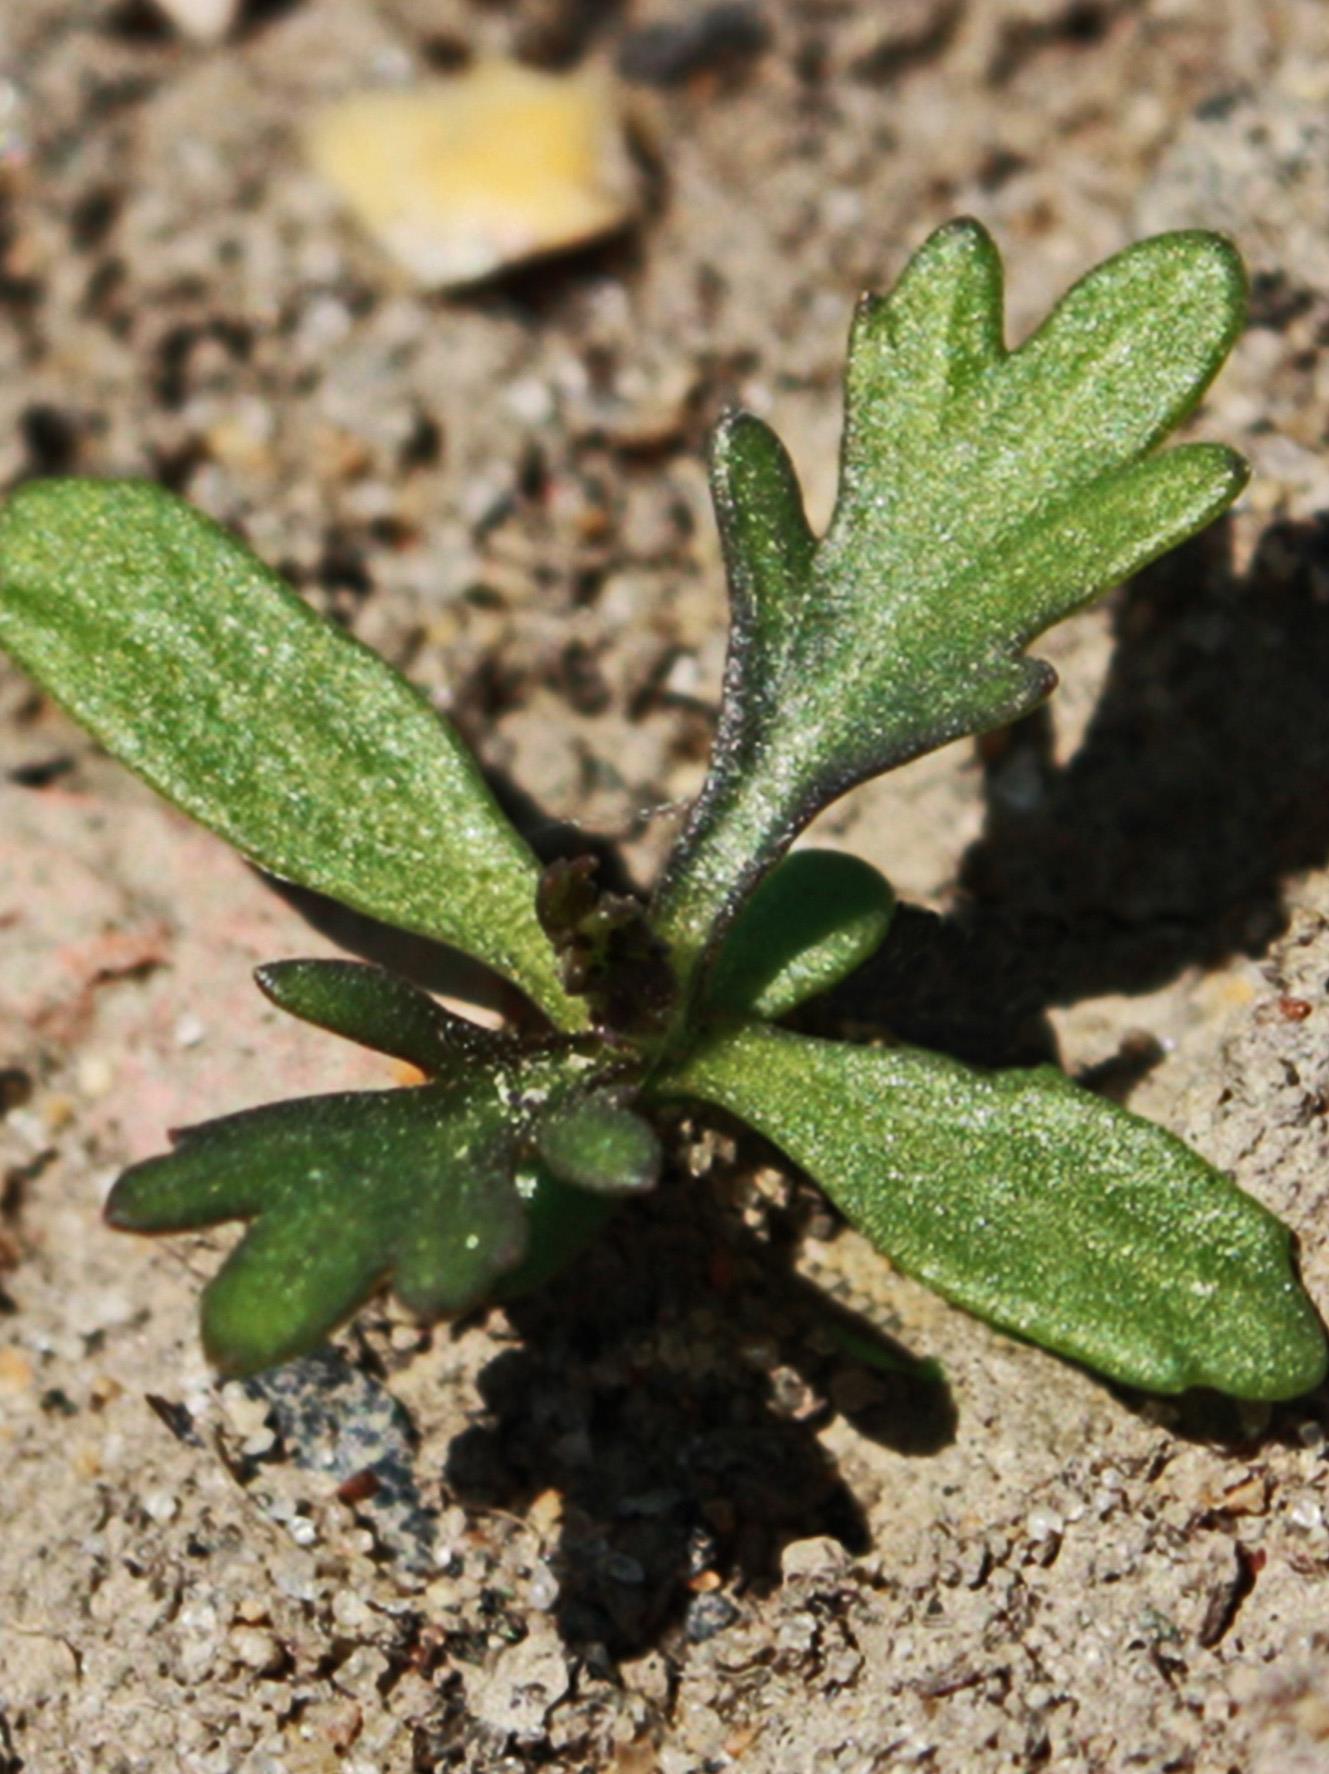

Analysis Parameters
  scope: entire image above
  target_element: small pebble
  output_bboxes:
[4,1107,47,1153]
[76,1056,113,1099]
[684,1591,740,1643]
[528,1562,560,1611]
[1219,1472,1269,1517]
[780,1535,849,1583]
[228,1626,286,1674]
[528,1488,564,1535]
[504,377,557,426]
[0,1347,34,1395]
[296,294,354,351]
[219,1385,272,1439]
[1288,1493,1325,1532]
[40,1093,74,1132]
[332,1591,373,1632]
[663,652,702,697]
[150,0,241,42]
[142,1488,179,1524]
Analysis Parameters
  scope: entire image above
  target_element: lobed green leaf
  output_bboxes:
[0,480,578,1026]
[664,1023,1326,1400]
[653,222,1249,994]
[108,1085,521,1373]
[106,1043,607,1375]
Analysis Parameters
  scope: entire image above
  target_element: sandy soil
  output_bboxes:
[5,2,1329,1769]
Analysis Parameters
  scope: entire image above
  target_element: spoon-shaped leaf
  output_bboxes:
[653,222,1249,994]
[705,848,894,1019]
[535,1093,661,1195]
[664,1023,1326,1400]
[0,479,579,1027]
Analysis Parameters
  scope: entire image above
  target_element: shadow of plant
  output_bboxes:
[815,515,1329,1067]
[443,1164,952,1655]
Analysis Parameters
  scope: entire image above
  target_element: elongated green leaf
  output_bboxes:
[663,1024,1326,1400]
[706,848,894,1019]
[0,479,578,1026]
[105,1041,607,1374]
[653,223,1249,989]
[255,958,511,1075]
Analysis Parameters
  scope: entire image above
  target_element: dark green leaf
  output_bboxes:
[0,480,578,1026]
[106,1046,597,1375]
[653,223,1248,991]
[664,1024,1326,1400]
[535,1094,661,1195]
[705,848,894,1019]
[255,958,510,1076]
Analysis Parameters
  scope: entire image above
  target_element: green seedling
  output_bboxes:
[1,219,1323,1400]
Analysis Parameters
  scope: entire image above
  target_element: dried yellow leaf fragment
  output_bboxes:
[304,61,639,289]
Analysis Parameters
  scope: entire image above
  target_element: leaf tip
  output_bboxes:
[201,1317,279,1381]
[251,962,288,1012]
[1214,1270,1328,1402]
[708,409,801,505]
[858,214,1000,313]
[200,1259,333,1379]
[102,1157,186,1232]
[1206,440,1252,499]
[1158,226,1246,306]
[929,212,1000,261]
[102,1174,141,1232]
[1103,228,1248,374]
